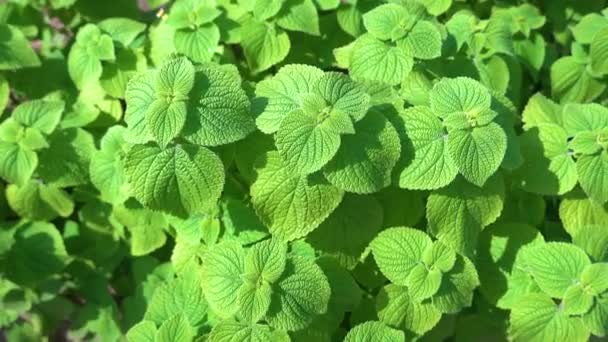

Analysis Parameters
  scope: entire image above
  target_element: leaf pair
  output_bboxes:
[370,227,479,335]
[507,242,608,340]
[396,77,507,189]
[0,99,64,186]
[348,3,442,85]
[201,239,331,333]
[241,0,321,72]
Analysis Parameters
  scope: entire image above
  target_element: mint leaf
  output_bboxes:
[201,240,245,318]
[255,64,324,134]
[344,321,405,342]
[241,20,290,73]
[0,24,40,70]
[266,256,331,331]
[427,174,505,256]
[323,110,401,193]
[509,293,590,342]
[251,152,343,241]
[350,34,413,86]
[394,106,458,190]
[124,143,225,218]
[371,227,432,285]
[376,284,442,335]
[521,243,591,298]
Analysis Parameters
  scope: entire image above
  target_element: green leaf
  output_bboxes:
[430,77,492,118]
[314,72,370,122]
[255,64,324,134]
[583,296,608,336]
[6,181,74,221]
[562,103,608,136]
[126,321,156,342]
[417,0,452,16]
[562,284,593,315]
[98,18,146,47]
[0,141,37,186]
[394,106,458,190]
[371,227,432,285]
[241,20,290,73]
[376,284,442,335]
[5,222,68,286]
[209,321,286,342]
[399,21,442,60]
[250,152,343,241]
[244,238,288,284]
[174,24,220,63]
[266,256,331,331]
[551,56,605,104]
[37,128,96,187]
[362,4,408,41]
[124,71,156,144]
[155,314,194,342]
[560,187,608,236]
[253,0,283,21]
[145,272,208,327]
[522,242,591,298]
[307,194,383,269]
[275,109,342,175]
[276,0,320,36]
[447,123,507,186]
[167,0,221,29]
[515,124,577,196]
[350,34,413,86]
[0,24,41,70]
[577,151,608,204]
[427,174,504,256]
[590,27,608,76]
[124,143,225,218]
[572,14,608,44]
[509,293,590,342]
[12,99,64,134]
[323,111,401,193]
[477,223,544,304]
[201,240,245,318]
[183,63,255,146]
[68,24,115,88]
[432,255,479,313]
[422,241,457,273]
[145,98,187,148]
[238,281,273,323]
[581,263,608,295]
[344,321,405,342]
[406,264,442,301]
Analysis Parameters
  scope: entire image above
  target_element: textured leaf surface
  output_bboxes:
[255,64,324,133]
[522,243,591,298]
[427,174,504,256]
[447,123,507,186]
[509,293,590,342]
[371,227,432,285]
[266,257,331,331]
[251,152,343,241]
[344,321,404,342]
[124,143,225,217]
[350,35,413,86]
[395,106,458,190]
[183,64,255,146]
[323,111,401,193]
[201,240,245,318]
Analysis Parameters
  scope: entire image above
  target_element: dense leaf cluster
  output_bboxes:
[0,0,608,341]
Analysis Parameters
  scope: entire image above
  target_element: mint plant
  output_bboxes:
[1,0,608,341]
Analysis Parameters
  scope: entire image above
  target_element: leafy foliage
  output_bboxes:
[1,0,608,341]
